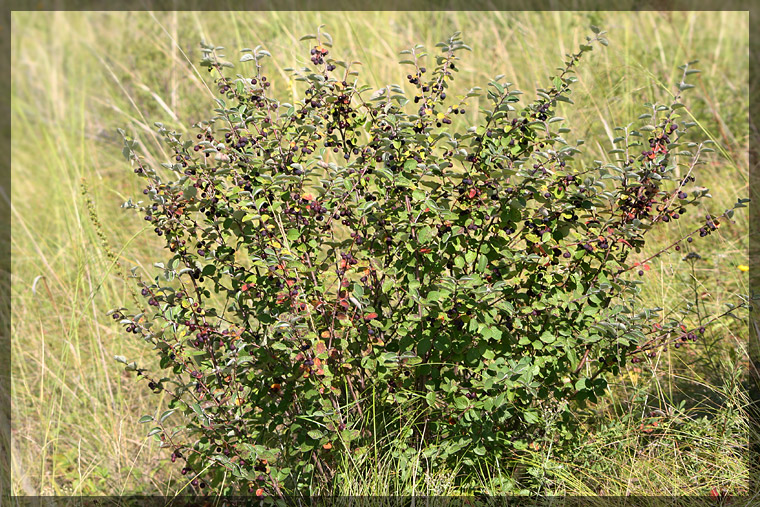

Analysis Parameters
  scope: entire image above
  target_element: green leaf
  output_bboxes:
[341,429,361,442]
[477,255,488,273]
[190,403,206,422]
[417,226,432,245]
[522,410,539,424]
[575,378,589,391]
[159,410,175,423]
[417,337,432,356]
[540,331,556,344]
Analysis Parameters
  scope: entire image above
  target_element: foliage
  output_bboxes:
[113,26,747,495]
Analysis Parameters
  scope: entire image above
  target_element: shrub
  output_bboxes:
[113,26,747,495]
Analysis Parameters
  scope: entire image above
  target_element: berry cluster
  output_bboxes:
[310,45,329,66]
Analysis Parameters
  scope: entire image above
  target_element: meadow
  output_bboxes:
[9,10,751,496]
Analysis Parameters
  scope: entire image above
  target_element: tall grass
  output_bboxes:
[10,11,749,496]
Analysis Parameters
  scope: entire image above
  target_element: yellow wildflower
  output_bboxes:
[738,265,749,272]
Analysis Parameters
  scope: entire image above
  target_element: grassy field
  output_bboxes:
[10,11,750,496]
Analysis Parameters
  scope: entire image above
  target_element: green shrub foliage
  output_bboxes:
[114,27,747,495]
